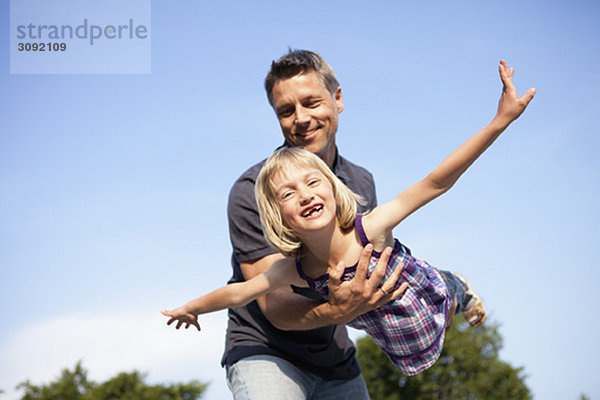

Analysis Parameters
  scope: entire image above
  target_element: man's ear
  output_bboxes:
[334,87,344,113]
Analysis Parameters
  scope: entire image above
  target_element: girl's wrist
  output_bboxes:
[490,115,512,131]
[183,302,199,316]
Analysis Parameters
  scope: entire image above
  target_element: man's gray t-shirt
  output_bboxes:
[221,148,377,380]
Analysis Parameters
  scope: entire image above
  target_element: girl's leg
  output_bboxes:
[445,294,458,331]
[437,270,485,327]
[438,270,467,312]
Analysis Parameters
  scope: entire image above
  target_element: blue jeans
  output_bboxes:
[226,355,370,400]
[437,270,468,313]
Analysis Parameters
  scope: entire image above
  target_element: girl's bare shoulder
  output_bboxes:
[360,209,395,251]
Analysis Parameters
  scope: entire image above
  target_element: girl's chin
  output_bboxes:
[298,216,336,232]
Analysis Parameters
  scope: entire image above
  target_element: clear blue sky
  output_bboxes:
[1,1,599,399]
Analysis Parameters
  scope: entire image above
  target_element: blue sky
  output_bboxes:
[1,1,599,399]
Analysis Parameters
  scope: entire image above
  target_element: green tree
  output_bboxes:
[16,361,208,400]
[356,320,531,400]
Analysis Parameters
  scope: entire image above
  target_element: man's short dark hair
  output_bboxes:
[264,49,340,107]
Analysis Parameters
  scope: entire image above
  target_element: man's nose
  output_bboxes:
[294,107,310,127]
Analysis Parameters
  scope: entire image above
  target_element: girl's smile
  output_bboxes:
[301,203,324,219]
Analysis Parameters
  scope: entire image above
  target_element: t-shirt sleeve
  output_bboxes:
[227,175,277,263]
[363,170,377,212]
[339,157,378,213]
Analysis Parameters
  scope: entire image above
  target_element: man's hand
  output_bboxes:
[241,245,407,330]
[326,244,408,324]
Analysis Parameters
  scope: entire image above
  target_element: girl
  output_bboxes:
[162,60,535,375]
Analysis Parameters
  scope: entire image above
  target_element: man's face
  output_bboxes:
[271,71,344,166]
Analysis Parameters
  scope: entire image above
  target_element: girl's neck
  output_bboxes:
[299,222,359,276]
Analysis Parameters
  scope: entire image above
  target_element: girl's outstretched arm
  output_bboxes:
[161,258,299,330]
[369,60,535,235]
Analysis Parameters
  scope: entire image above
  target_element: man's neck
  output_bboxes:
[281,141,338,169]
[319,144,338,170]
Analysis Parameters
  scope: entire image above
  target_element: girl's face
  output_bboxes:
[271,164,337,238]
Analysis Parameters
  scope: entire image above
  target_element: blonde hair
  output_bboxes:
[255,147,364,257]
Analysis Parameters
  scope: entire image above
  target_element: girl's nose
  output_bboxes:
[299,189,314,205]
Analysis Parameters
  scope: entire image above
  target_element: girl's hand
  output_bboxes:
[161,307,201,331]
[495,60,536,125]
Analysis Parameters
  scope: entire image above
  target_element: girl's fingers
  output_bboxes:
[162,309,200,331]
[522,87,536,105]
[499,60,514,86]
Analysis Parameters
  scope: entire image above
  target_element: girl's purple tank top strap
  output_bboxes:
[355,214,370,246]
[295,258,316,289]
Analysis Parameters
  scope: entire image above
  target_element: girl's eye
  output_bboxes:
[308,179,320,186]
[281,191,293,200]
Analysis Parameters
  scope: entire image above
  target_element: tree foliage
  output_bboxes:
[15,361,207,400]
[356,320,531,400]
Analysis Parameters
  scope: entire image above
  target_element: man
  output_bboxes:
[222,49,398,399]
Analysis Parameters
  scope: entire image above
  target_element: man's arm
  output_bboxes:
[241,244,406,330]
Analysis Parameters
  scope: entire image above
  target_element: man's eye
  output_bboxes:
[278,109,293,118]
